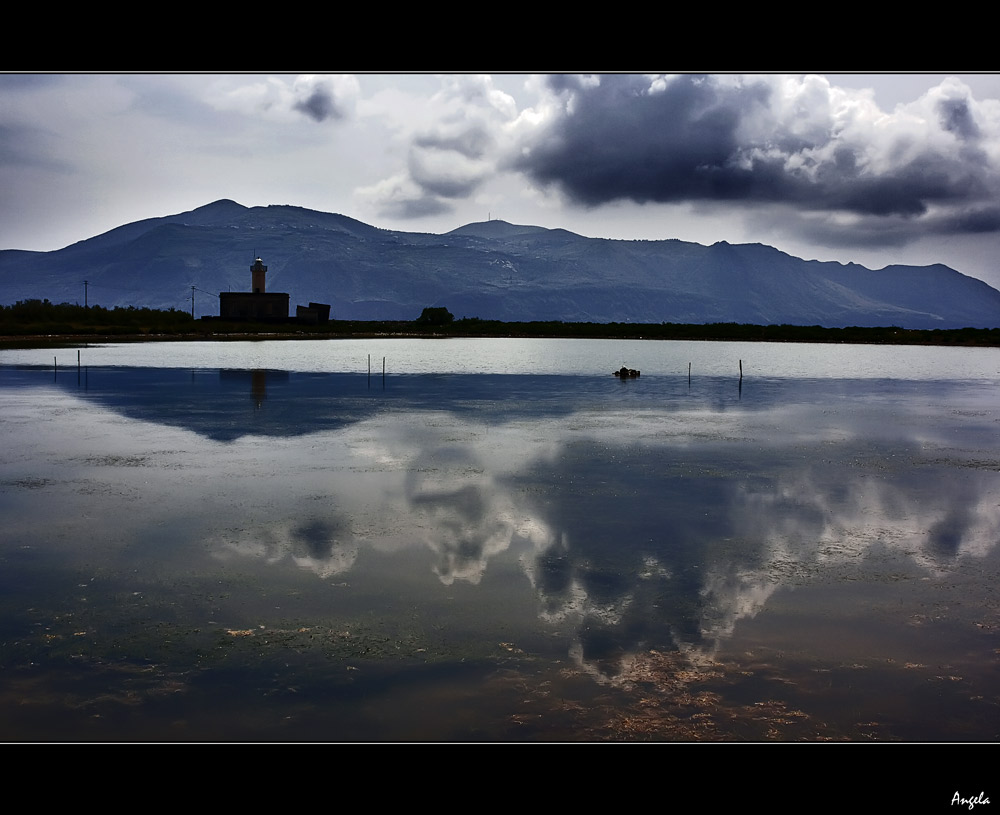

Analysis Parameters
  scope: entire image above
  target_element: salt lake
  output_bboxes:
[1,338,998,741]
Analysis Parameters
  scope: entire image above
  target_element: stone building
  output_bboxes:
[295,302,331,324]
[219,257,289,321]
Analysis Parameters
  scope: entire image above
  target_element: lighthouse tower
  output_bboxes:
[218,255,289,320]
[251,257,267,293]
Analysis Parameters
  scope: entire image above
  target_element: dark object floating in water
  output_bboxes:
[614,366,640,378]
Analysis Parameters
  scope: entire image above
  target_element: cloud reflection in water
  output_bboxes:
[5,367,998,685]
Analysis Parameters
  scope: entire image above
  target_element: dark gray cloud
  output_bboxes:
[407,145,485,199]
[938,95,980,140]
[514,75,775,205]
[287,75,357,123]
[377,193,454,220]
[511,74,1000,239]
[293,87,344,123]
[0,123,66,170]
[413,123,492,160]
[766,199,1000,252]
[0,74,63,91]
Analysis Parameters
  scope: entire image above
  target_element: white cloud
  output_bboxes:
[360,75,519,219]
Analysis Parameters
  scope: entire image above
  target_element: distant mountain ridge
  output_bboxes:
[2,199,998,328]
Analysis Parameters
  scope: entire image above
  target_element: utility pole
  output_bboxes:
[84,280,88,308]
[191,286,195,319]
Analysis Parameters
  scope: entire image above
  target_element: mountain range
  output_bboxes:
[2,199,999,328]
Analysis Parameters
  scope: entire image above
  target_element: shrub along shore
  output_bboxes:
[2,300,999,347]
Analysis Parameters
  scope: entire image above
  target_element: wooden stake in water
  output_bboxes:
[383,356,386,389]
[688,362,691,386]
[368,354,371,389]
[739,359,743,380]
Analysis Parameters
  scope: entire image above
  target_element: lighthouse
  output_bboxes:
[251,257,267,293]
[218,255,289,321]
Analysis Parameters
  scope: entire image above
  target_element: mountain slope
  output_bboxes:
[1,202,998,328]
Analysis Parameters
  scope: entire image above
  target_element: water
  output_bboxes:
[7,336,1000,379]
[1,338,999,741]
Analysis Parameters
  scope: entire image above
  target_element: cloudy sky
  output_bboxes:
[5,73,1000,289]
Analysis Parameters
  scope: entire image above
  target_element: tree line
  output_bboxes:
[0,299,194,335]
[2,299,999,346]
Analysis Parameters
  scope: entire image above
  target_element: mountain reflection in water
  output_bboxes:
[1,362,998,741]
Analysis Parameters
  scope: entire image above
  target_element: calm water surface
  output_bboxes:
[1,339,998,741]
[6,336,1000,378]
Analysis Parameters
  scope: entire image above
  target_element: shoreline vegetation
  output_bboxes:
[2,299,999,348]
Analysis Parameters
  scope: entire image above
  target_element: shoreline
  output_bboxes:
[2,321,1000,349]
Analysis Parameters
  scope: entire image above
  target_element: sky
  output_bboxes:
[5,73,1000,291]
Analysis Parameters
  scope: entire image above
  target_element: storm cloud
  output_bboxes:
[507,74,1000,240]
[512,74,778,205]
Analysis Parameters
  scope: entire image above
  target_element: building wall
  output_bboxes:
[296,302,331,324]
[219,292,289,321]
